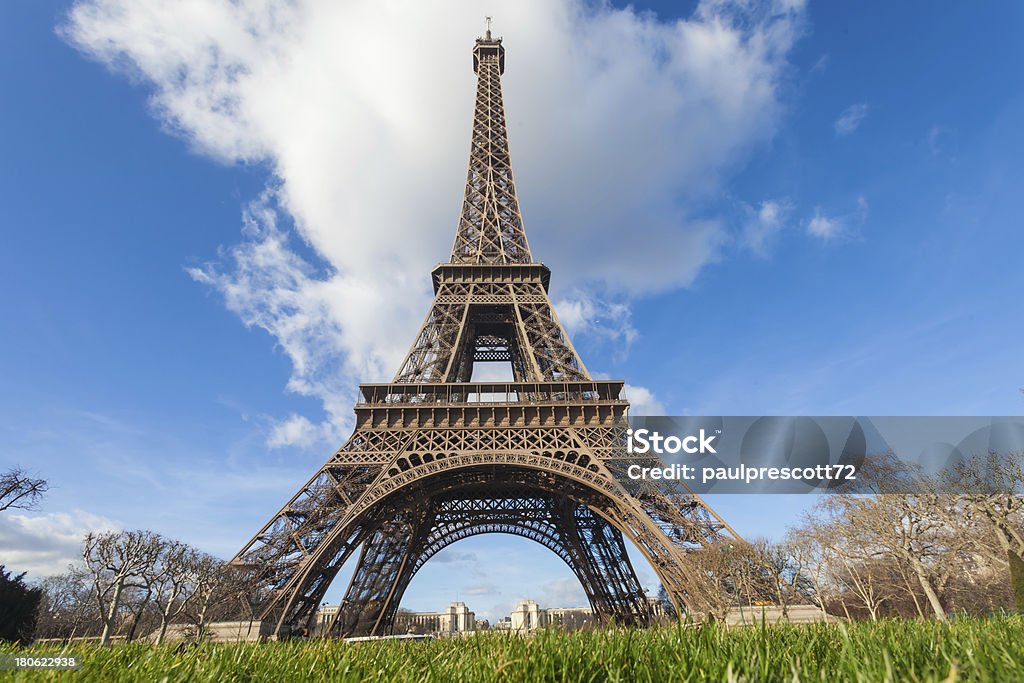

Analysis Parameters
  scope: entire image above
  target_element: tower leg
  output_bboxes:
[334,515,424,636]
[564,504,651,626]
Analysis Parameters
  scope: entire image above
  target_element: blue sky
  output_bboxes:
[1,0,1022,621]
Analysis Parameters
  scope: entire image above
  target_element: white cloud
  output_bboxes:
[806,197,866,242]
[0,510,120,577]
[834,103,869,136]
[267,414,319,449]
[62,0,806,432]
[740,198,791,256]
[554,291,638,353]
[806,208,843,240]
[537,576,589,609]
[623,384,666,415]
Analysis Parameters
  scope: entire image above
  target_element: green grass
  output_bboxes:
[3,617,1023,682]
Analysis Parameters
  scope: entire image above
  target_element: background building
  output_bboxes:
[396,602,476,635]
[509,599,546,632]
[314,602,476,637]
[506,596,667,632]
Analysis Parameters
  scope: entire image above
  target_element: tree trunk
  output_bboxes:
[898,567,925,618]
[197,600,210,640]
[157,618,169,645]
[126,589,151,641]
[156,598,179,645]
[912,563,946,621]
[814,587,828,619]
[1009,550,1024,613]
[100,579,124,646]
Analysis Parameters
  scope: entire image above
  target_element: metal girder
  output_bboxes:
[393,284,588,383]
[450,37,531,265]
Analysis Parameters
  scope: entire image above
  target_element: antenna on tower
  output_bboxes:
[485,16,492,40]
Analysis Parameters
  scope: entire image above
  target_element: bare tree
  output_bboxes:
[684,540,747,621]
[950,454,1024,548]
[839,557,900,620]
[82,530,165,645]
[150,541,196,644]
[785,519,839,618]
[953,452,1024,557]
[684,540,778,623]
[947,452,1024,612]
[0,466,48,512]
[34,569,97,640]
[37,539,232,644]
[185,553,230,639]
[820,494,976,620]
[749,538,811,617]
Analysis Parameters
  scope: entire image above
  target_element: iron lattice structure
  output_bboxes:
[231,30,739,637]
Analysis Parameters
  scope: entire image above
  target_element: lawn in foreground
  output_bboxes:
[2,617,1022,682]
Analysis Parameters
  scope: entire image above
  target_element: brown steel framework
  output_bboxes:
[231,28,739,637]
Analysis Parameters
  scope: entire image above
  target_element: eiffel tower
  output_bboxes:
[231,26,739,638]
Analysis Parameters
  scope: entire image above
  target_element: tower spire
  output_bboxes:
[451,30,532,264]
